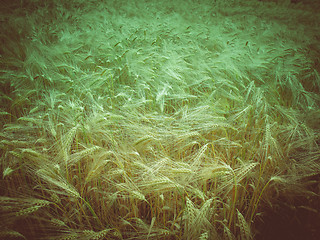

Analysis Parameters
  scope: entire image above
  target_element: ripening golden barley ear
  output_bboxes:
[50,218,68,228]
[183,197,215,239]
[21,148,49,167]
[116,183,147,202]
[69,145,100,165]
[140,175,183,193]
[184,197,196,237]
[221,222,236,240]
[15,204,45,217]
[198,231,209,240]
[187,186,206,202]
[190,143,209,168]
[237,209,252,240]
[84,158,112,184]
[35,168,80,200]
[146,216,156,239]
[235,162,258,184]
[80,229,112,240]
[0,196,51,228]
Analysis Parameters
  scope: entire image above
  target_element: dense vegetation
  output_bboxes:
[0,0,319,239]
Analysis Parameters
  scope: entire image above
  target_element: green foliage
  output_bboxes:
[0,0,319,239]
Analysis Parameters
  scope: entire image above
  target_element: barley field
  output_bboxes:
[0,0,319,239]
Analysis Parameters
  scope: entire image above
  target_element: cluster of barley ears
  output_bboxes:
[0,0,319,239]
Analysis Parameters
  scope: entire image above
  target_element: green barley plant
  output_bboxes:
[0,0,319,239]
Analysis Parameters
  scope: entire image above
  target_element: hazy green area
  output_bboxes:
[0,0,319,239]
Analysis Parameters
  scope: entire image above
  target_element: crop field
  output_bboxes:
[0,0,319,239]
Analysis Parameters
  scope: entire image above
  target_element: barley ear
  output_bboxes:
[237,209,252,240]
